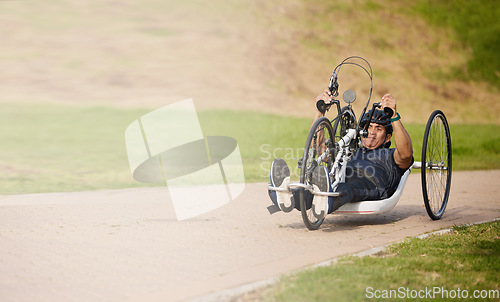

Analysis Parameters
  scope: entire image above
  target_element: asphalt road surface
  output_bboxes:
[0,170,499,302]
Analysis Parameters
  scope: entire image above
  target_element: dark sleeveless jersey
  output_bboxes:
[345,148,410,199]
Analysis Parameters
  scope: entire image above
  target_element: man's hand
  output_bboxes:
[380,93,398,119]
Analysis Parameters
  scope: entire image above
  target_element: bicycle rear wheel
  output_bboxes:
[421,110,452,220]
[299,117,335,230]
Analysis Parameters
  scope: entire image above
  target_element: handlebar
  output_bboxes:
[374,102,394,118]
[316,99,330,114]
[316,57,394,131]
[316,98,341,114]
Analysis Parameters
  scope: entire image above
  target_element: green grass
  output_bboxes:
[0,102,151,194]
[1,102,499,194]
[409,123,500,171]
[260,221,500,301]
[412,0,500,88]
[0,102,313,194]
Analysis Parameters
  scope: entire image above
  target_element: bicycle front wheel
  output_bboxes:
[299,117,335,230]
[421,110,452,220]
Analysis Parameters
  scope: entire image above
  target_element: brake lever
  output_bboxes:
[328,72,339,97]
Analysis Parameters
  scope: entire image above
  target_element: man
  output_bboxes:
[268,89,413,218]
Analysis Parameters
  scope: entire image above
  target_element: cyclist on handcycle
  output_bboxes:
[268,89,413,219]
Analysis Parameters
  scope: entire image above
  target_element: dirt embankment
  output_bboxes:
[0,1,498,123]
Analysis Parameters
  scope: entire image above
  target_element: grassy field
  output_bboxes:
[0,102,149,193]
[1,102,499,194]
[255,220,500,301]
[413,0,500,88]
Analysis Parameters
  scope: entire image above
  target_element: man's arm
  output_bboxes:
[381,94,413,169]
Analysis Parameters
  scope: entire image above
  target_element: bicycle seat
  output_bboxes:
[334,166,412,214]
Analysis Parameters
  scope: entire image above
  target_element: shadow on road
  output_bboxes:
[281,204,424,232]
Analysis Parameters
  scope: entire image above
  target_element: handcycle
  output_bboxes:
[268,56,452,230]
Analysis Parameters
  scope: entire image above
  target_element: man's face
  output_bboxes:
[361,122,391,149]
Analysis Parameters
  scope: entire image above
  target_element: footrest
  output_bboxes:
[267,185,290,193]
[286,182,313,191]
[268,182,341,197]
[314,191,341,197]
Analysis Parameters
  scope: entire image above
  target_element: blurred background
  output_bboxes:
[1,0,499,193]
[1,0,498,121]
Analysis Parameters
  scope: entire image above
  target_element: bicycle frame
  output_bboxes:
[289,126,358,198]
[330,128,356,190]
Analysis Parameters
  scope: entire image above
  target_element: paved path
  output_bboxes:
[0,170,499,302]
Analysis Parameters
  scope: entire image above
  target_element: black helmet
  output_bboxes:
[359,109,393,135]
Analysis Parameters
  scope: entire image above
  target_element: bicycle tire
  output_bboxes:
[421,110,452,220]
[299,117,335,230]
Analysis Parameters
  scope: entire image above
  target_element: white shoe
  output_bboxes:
[268,158,295,212]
